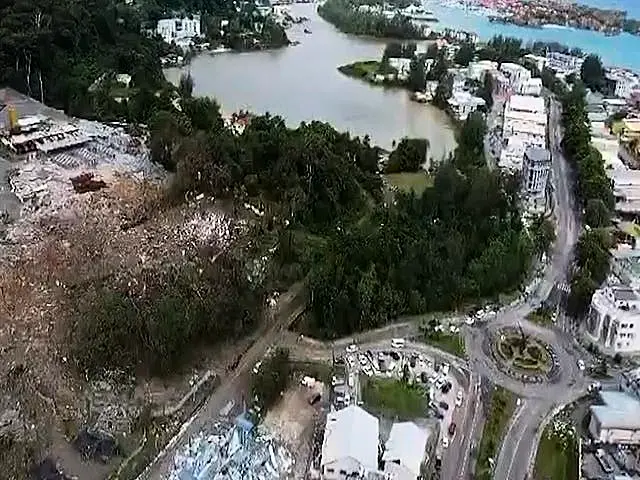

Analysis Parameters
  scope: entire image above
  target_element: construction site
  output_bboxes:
[0,87,291,479]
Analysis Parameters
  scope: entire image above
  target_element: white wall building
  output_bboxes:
[521,146,551,201]
[500,62,531,88]
[447,91,486,121]
[156,16,201,47]
[382,422,431,480]
[321,406,379,480]
[586,285,640,355]
[606,68,640,99]
[503,95,547,148]
[589,390,640,444]
[517,77,543,97]
[388,57,412,80]
[545,51,584,74]
[499,135,527,171]
[467,60,498,82]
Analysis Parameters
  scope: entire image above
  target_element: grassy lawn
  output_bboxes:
[338,60,382,78]
[362,378,427,419]
[526,305,554,326]
[534,422,579,480]
[475,386,516,480]
[423,331,466,357]
[385,172,434,195]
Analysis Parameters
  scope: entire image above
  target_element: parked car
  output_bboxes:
[577,359,586,371]
[442,436,449,448]
[252,361,262,374]
[435,410,444,420]
[441,381,452,394]
[455,391,463,407]
[442,363,450,376]
[448,423,457,436]
[439,401,449,410]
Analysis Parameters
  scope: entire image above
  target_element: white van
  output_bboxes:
[391,338,405,349]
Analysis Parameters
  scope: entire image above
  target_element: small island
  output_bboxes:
[318,0,436,39]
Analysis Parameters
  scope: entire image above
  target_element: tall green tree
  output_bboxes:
[454,42,475,67]
[580,54,604,92]
[408,56,426,92]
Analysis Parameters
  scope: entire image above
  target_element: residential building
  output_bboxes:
[492,71,511,99]
[500,62,531,88]
[382,422,432,480]
[503,95,547,148]
[517,77,542,97]
[523,53,547,72]
[521,146,551,201]
[611,169,640,215]
[388,58,412,80]
[585,285,640,355]
[321,405,379,480]
[156,16,201,48]
[447,91,485,121]
[467,60,498,82]
[589,390,640,444]
[605,68,640,99]
[498,135,526,171]
[545,51,584,74]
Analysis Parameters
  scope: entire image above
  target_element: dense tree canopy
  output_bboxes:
[580,54,605,93]
[454,42,475,67]
[385,138,428,173]
[318,0,426,39]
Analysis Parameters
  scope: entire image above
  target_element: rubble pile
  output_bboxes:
[170,421,294,480]
[70,173,107,193]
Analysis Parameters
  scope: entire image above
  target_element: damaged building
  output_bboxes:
[170,414,294,480]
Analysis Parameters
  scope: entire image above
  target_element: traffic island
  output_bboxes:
[491,328,555,383]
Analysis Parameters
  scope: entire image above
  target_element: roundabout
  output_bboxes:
[493,327,555,382]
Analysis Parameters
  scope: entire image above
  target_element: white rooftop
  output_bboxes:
[321,405,379,470]
[507,94,545,114]
[382,422,430,479]
[590,391,640,430]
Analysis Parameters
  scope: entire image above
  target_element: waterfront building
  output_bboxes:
[389,57,412,81]
[447,91,486,121]
[523,53,547,73]
[545,51,584,75]
[605,68,640,99]
[585,285,640,356]
[156,16,202,49]
[521,146,551,209]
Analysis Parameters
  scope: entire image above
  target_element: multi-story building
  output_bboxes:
[382,422,433,480]
[585,285,640,355]
[517,78,543,97]
[545,51,584,74]
[500,62,532,88]
[503,95,547,149]
[498,135,526,171]
[605,68,640,99]
[521,146,551,202]
[447,91,486,121]
[467,60,498,82]
[589,390,640,444]
[156,16,201,48]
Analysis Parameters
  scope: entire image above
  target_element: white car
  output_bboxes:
[441,363,450,376]
[252,361,262,374]
[347,355,356,368]
[577,359,586,371]
[442,436,449,449]
[465,316,475,326]
[359,355,368,366]
[455,391,463,407]
[346,344,358,354]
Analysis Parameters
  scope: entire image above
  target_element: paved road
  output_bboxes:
[137,282,307,480]
[487,97,583,480]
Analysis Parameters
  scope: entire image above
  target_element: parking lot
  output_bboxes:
[330,339,468,456]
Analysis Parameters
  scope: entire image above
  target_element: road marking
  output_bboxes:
[499,400,529,480]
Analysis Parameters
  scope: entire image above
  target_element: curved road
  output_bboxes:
[469,97,583,480]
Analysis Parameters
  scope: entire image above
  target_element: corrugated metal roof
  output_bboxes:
[382,422,430,478]
[321,405,379,470]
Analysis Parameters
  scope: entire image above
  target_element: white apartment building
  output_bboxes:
[448,91,485,121]
[503,95,547,148]
[389,57,412,80]
[500,62,531,87]
[499,135,526,171]
[545,51,584,74]
[321,406,379,480]
[517,77,543,97]
[585,285,640,355]
[156,16,201,47]
[521,146,551,200]
[467,60,498,82]
[590,390,640,444]
[605,68,640,99]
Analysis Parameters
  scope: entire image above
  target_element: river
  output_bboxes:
[164,3,456,158]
